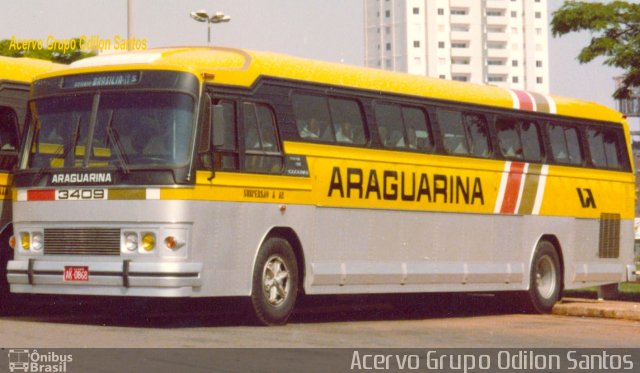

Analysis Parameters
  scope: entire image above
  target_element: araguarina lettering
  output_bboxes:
[327,166,484,205]
[51,172,112,184]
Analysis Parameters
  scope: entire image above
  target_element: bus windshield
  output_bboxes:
[24,92,195,171]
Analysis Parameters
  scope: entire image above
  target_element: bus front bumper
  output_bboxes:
[7,259,203,297]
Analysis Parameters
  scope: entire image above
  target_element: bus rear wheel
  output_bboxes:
[523,240,562,313]
[250,237,299,326]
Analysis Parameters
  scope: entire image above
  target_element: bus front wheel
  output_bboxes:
[250,237,299,326]
[523,240,562,313]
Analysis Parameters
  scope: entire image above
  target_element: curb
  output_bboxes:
[552,297,640,321]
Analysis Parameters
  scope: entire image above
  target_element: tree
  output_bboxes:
[551,1,640,99]
[0,37,94,64]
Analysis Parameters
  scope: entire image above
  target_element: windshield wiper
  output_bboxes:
[35,115,81,182]
[105,110,130,174]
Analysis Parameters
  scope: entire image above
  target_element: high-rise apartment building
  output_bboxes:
[364,0,550,93]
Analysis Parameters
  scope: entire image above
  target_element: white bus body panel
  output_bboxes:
[9,197,634,297]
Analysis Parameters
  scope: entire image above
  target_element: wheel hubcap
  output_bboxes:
[262,255,290,307]
[535,255,556,299]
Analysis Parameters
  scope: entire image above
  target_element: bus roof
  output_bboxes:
[60,47,623,123]
[0,56,64,83]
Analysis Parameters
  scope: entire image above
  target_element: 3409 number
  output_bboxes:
[57,189,106,200]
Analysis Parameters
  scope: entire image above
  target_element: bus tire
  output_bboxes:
[523,240,562,313]
[250,237,299,326]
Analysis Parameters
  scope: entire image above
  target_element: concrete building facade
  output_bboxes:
[364,0,550,93]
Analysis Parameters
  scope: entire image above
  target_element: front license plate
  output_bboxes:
[64,266,89,281]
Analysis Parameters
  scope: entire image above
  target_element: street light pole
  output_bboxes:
[190,10,231,45]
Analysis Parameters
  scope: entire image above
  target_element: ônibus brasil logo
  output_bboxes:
[8,349,73,373]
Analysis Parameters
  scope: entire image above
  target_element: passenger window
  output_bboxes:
[402,107,433,151]
[438,109,490,157]
[257,106,278,151]
[496,118,522,159]
[374,103,433,151]
[292,94,333,141]
[329,98,366,145]
[496,118,542,162]
[0,106,20,171]
[212,100,239,171]
[438,110,468,155]
[587,127,621,169]
[463,113,490,158]
[548,123,583,165]
[374,103,405,148]
[244,103,261,150]
[520,121,543,161]
[292,93,366,145]
[242,102,283,174]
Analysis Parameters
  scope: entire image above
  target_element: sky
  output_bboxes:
[0,0,624,111]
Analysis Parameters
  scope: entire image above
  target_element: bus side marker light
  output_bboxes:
[201,72,215,80]
[164,236,177,250]
[9,235,15,250]
[163,235,185,250]
[142,233,155,251]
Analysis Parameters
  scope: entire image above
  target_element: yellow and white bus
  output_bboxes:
[7,47,636,325]
[0,56,62,304]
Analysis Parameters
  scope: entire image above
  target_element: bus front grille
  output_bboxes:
[44,228,121,256]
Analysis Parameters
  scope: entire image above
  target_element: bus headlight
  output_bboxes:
[120,227,185,256]
[20,232,30,250]
[124,232,138,252]
[32,232,44,251]
[141,233,155,251]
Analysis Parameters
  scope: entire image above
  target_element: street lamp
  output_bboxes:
[190,10,231,45]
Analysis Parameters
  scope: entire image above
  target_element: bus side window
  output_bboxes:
[374,103,432,151]
[242,102,283,174]
[212,100,239,171]
[292,93,333,142]
[374,103,405,148]
[462,113,491,158]
[329,98,366,145]
[402,106,433,152]
[496,118,542,162]
[548,123,583,165]
[0,106,19,170]
[520,121,543,162]
[587,127,622,170]
[437,109,468,155]
[496,118,523,159]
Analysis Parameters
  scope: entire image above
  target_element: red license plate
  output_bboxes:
[64,266,89,281]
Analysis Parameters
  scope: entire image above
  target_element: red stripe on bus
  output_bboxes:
[500,162,525,214]
[27,189,55,201]
[513,90,533,111]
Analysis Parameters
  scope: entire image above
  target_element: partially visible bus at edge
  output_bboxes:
[0,56,62,306]
[6,48,636,325]
[634,151,640,263]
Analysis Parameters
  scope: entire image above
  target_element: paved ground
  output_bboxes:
[553,297,640,321]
